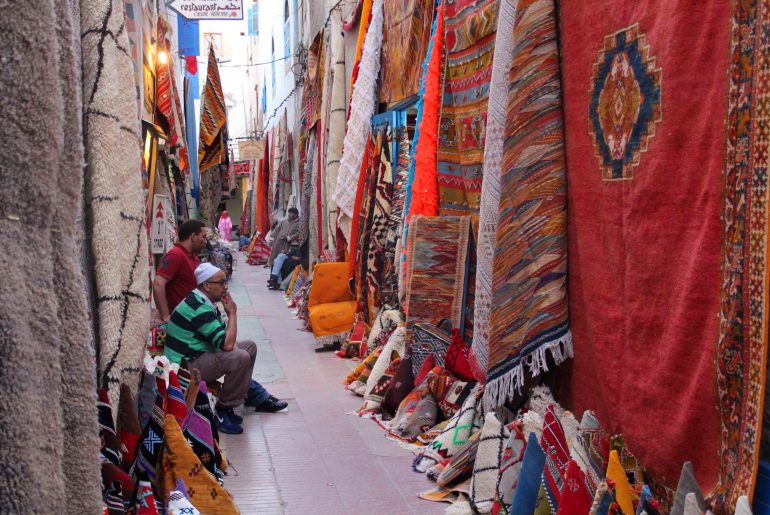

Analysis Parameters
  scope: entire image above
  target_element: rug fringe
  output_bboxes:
[483,331,573,409]
[314,331,351,348]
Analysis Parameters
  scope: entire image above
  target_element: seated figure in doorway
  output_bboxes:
[165,263,288,435]
[268,207,301,268]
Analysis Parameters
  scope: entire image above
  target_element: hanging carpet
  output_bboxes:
[485,0,571,409]
[379,0,436,104]
[560,0,769,510]
[404,215,471,332]
[198,46,228,173]
[470,0,517,382]
[436,0,499,216]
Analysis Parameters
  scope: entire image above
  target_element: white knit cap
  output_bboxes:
[194,263,223,285]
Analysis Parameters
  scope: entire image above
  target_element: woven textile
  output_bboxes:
[540,404,570,512]
[379,0,436,103]
[485,0,571,409]
[436,0,498,216]
[159,416,237,513]
[470,0,516,381]
[404,215,471,332]
[383,128,411,307]
[469,412,510,513]
[335,0,384,238]
[560,1,769,506]
[198,47,228,171]
[410,323,452,377]
[82,0,149,409]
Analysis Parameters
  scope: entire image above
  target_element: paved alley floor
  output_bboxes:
[219,252,445,515]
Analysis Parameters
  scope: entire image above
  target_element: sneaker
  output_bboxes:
[254,396,288,413]
[216,406,243,424]
[214,410,244,434]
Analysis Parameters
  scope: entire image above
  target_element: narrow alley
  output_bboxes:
[219,253,444,515]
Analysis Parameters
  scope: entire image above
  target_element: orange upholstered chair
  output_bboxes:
[308,262,357,345]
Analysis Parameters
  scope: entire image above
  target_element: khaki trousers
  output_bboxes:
[190,340,257,408]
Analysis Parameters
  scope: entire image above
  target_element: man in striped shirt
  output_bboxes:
[165,263,287,434]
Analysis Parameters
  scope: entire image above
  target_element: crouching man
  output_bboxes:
[165,263,288,434]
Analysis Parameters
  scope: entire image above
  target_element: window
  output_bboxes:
[271,34,276,89]
[283,0,291,59]
[248,2,258,37]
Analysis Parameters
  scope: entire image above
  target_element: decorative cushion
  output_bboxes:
[445,328,475,382]
[160,415,238,514]
[541,404,570,512]
[117,384,141,472]
[414,354,436,386]
[381,353,415,415]
[337,316,367,359]
[308,300,357,339]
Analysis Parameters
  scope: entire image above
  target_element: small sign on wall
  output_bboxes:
[151,194,172,254]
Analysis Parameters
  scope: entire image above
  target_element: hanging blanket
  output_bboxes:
[485,0,571,409]
[560,0,769,508]
[404,215,471,332]
[471,0,517,382]
[334,0,385,241]
[354,128,395,322]
[198,47,228,172]
[379,0,436,104]
[383,128,411,308]
[436,0,499,215]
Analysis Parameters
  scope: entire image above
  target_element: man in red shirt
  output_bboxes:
[153,220,207,322]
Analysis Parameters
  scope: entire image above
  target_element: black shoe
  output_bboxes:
[214,409,244,434]
[216,406,243,424]
[254,396,288,413]
[314,342,341,353]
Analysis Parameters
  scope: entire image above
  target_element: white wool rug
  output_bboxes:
[81,0,150,407]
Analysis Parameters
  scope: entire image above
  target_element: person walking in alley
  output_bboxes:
[218,209,233,241]
[153,220,207,323]
[165,263,288,434]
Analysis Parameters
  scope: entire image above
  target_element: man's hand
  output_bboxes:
[222,293,237,316]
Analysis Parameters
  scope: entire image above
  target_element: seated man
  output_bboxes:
[165,263,287,434]
[267,241,304,290]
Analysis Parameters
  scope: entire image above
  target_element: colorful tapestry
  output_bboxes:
[470,0,516,381]
[198,46,228,172]
[379,0,436,103]
[353,132,382,320]
[560,1,769,507]
[435,0,498,215]
[485,0,571,409]
[335,0,384,241]
[404,215,471,332]
[382,128,410,307]
[540,404,570,512]
[354,128,395,322]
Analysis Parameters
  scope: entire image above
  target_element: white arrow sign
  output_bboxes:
[167,0,243,20]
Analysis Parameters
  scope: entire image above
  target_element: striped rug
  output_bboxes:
[485,0,571,409]
[470,0,517,382]
[436,0,499,216]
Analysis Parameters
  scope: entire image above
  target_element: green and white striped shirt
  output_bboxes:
[164,289,226,364]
